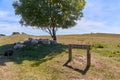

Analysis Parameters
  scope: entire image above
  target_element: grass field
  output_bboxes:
[0,33,120,80]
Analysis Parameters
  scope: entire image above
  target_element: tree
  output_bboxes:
[13,0,85,41]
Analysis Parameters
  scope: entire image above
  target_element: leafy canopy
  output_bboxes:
[13,0,85,28]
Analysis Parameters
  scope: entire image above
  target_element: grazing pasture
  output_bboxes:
[0,33,120,80]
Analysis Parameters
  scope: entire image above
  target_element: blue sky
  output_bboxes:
[0,0,120,35]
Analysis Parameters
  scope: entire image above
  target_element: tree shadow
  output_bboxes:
[63,59,90,75]
[0,43,67,67]
[0,44,14,66]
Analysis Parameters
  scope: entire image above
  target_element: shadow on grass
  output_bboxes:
[0,44,14,66]
[63,59,90,75]
[0,44,67,66]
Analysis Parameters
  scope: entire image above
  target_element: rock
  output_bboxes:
[23,39,31,45]
[14,43,26,49]
[41,39,51,44]
[31,39,39,45]
[38,39,42,44]
[50,40,57,45]
[14,42,21,45]
[4,50,14,56]
[13,38,55,49]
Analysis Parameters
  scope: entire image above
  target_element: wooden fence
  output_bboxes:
[68,44,91,67]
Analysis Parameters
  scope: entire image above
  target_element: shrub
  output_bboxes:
[22,32,27,34]
[0,34,5,36]
[12,32,20,35]
[91,43,105,49]
[117,44,120,48]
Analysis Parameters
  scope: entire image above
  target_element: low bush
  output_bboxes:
[12,32,20,35]
[91,43,105,49]
[0,34,6,36]
[117,44,120,48]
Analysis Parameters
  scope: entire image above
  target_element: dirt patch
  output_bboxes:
[66,54,87,70]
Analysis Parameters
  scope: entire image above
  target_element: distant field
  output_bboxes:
[0,33,120,80]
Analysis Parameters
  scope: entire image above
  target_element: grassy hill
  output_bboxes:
[0,33,120,80]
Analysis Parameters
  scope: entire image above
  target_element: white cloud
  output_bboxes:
[0,22,47,35]
[57,19,106,35]
[0,11,9,18]
[1,0,120,35]
[76,19,105,28]
[0,10,19,22]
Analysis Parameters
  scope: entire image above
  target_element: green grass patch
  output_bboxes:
[90,43,107,49]
[10,44,67,65]
[0,33,120,80]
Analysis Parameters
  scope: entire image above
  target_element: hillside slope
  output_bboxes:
[0,33,120,80]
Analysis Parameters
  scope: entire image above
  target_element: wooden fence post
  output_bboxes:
[67,44,91,67]
[87,46,91,67]
[68,44,72,61]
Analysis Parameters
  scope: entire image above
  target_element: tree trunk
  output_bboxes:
[41,27,57,42]
[52,27,57,41]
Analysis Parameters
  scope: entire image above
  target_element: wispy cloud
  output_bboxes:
[0,10,19,22]
[76,19,105,28]
[57,19,106,35]
[0,11,9,18]
[0,0,120,35]
[0,22,47,35]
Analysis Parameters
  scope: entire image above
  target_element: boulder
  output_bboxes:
[14,43,26,49]
[38,39,42,44]
[31,39,39,45]
[23,39,31,45]
[50,40,57,45]
[13,38,56,49]
[41,39,51,44]
[14,42,21,45]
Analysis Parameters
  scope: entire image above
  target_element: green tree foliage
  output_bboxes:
[13,0,85,41]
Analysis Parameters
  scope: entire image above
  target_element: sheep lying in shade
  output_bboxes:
[4,50,14,56]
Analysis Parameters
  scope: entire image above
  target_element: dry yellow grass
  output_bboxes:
[0,33,120,80]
